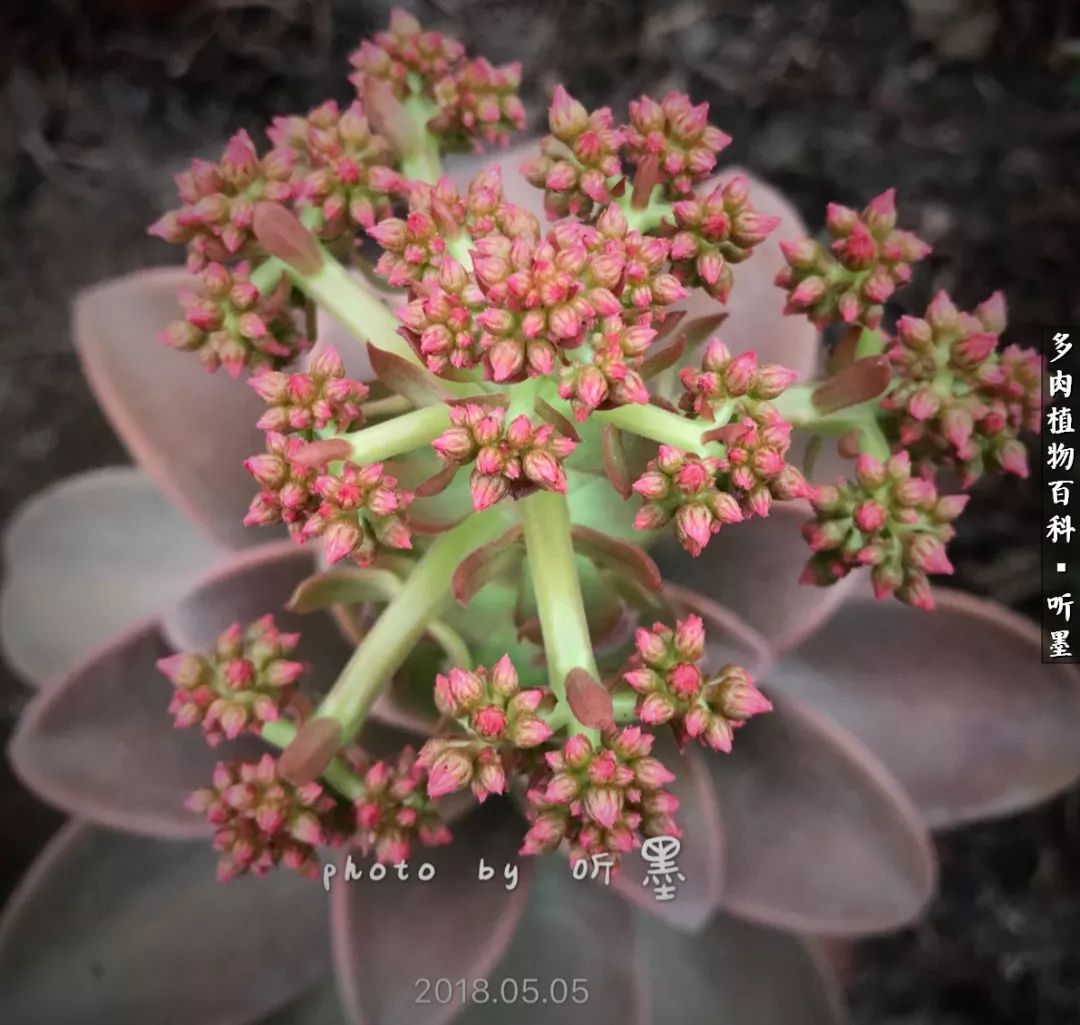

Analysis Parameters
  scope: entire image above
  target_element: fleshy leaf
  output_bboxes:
[258,982,348,1025]
[73,267,282,547]
[770,589,1080,829]
[565,669,615,729]
[811,355,892,414]
[613,737,724,933]
[0,467,225,687]
[635,910,846,1024]
[705,691,936,935]
[654,503,863,656]
[572,525,663,593]
[10,622,261,837]
[0,822,329,1025]
[330,802,532,1025]
[161,541,353,693]
[453,857,639,1025]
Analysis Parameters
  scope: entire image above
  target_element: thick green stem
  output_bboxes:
[310,506,510,743]
[594,402,712,455]
[339,404,451,463]
[261,720,365,800]
[519,490,600,739]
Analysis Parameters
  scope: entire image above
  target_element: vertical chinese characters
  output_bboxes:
[1044,330,1078,662]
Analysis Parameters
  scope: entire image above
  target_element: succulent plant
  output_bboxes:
[2,9,1078,1025]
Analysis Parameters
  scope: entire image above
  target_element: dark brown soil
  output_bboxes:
[1,1,1078,1021]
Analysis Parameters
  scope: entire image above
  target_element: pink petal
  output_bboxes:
[161,541,353,695]
[636,911,846,1024]
[707,691,936,935]
[453,856,639,1025]
[613,737,724,932]
[655,504,861,656]
[73,267,281,548]
[10,621,261,837]
[330,802,532,1025]
[770,589,1080,829]
[0,467,225,687]
[0,822,329,1024]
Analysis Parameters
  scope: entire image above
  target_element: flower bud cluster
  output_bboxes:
[348,745,454,863]
[667,176,780,301]
[267,99,403,239]
[633,446,742,555]
[372,171,538,290]
[633,423,811,556]
[625,93,732,197]
[679,337,799,422]
[624,614,771,752]
[521,726,679,866]
[432,404,578,510]
[149,131,295,271]
[390,189,688,413]
[161,262,308,378]
[348,8,524,152]
[521,86,626,220]
[711,411,817,518]
[776,189,931,329]
[881,291,1041,485]
[249,346,369,435]
[301,462,414,565]
[522,86,732,221]
[243,432,321,534]
[433,656,555,746]
[186,754,345,881]
[418,655,554,802]
[801,451,968,609]
[157,615,306,744]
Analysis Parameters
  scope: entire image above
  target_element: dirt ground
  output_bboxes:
[1,1,1078,1021]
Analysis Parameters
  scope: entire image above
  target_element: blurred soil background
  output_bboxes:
[1,0,1078,1021]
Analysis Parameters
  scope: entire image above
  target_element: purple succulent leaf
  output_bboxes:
[613,736,724,933]
[452,856,640,1025]
[73,266,282,548]
[769,589,1080,829]
[705,690,936,936]
[655,503,863,656]
[634,910,848,1024]
[0,822,330,1024]
[330,802,532,1025]
[9,621,263,837]
[161,541,353,697]
[0,467,226,687]
[258,982,348,1025]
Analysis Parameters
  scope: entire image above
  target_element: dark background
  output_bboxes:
[1,1,1078,1021]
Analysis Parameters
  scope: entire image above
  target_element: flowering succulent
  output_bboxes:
[2,10,1076,1025]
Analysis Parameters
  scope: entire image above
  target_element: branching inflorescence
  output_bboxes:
[149,8,1043,882]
